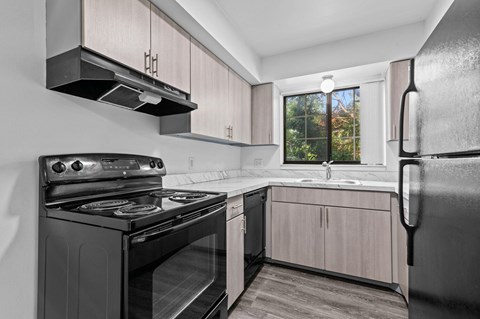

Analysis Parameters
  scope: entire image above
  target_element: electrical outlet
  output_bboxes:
[254,158,263,168]
[188,157,194,170]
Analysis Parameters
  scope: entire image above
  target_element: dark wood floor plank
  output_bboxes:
[229,264,407,319]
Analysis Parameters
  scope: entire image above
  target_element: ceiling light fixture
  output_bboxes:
[320,75,335,93]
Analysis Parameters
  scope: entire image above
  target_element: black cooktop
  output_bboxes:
[47,189,226,232]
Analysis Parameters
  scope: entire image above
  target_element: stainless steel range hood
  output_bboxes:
[47,47,197,116]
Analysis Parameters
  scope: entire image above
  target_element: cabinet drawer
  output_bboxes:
[272,187,390,211]
[226,195,244,220]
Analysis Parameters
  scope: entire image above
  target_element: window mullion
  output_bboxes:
[327,93,332,162]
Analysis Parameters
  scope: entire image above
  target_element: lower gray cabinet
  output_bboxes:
[226,213,244,308]
[324,206,392,283]
[271,202,324,269]
[271,187,393,284]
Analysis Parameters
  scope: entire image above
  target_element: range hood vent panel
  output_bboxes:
[47,47,197,116]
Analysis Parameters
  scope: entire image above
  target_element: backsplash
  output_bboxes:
[163,168,398,187]
[241,169,398,182]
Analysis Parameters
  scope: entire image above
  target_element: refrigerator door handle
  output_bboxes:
[399,59,420,158]
[399,158,420,266]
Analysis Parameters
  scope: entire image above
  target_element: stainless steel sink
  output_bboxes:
[296,178,361,185]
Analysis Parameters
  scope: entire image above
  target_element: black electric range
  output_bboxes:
[38,153,228,319]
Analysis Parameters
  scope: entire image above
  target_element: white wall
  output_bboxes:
[424,0,454,41]
[0,1,241,318]
[261,22,426,82]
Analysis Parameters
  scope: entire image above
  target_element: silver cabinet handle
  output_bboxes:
[320,207,323,228]
[243,215,247,234]
[152,53,158,76]
[232,204,243,209]
[231,126,233,140]
[226,126,231,139]
[326,208,329,229]
[144,50,151,74]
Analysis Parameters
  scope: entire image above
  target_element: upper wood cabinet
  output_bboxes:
[190,38,230,139]
[150,6,191,93]
[251,83,279,145]
[82,0,191,93]
[386,59,411,141]
[189,39,251,143]
[229,69,252,144]
[83,0,151,74]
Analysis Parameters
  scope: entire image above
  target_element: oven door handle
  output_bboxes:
[130,203,226,245]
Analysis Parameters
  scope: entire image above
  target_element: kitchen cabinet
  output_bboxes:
[150,5,191,93]
[159,42,253,144]
[190,40,252,143]
[391,197,409,301]
[82,0,191,92]
[226,214,244,309]
[271,187,393,284]
[229,70,252,144]
[271,202,324,269]
[324,207,392,283]
[190,38,230,140]
[226,195,244,220]
[251,83,280,145]
[82,0,151,74]
[272,186,390,211]
[386,59,411,141]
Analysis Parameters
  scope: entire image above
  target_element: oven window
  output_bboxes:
[129,235,217,319]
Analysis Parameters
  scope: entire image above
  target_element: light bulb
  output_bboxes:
[321,75,335,93]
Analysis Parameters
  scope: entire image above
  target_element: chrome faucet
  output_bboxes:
[322,161,334,180]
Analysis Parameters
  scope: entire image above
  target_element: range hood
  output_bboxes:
[47,47,197,116]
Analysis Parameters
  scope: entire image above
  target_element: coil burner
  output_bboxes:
[79,199,135,216]
[150,190,178,198]
[114,204,163,217]
[169,193,208,203]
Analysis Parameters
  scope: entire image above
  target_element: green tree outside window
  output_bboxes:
[284,87,360,163]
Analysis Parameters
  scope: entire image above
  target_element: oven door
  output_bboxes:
[124,203,226,319]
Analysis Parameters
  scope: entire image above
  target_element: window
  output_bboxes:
[284,87,360,164]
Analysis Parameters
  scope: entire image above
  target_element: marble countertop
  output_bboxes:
[172,177,399,198]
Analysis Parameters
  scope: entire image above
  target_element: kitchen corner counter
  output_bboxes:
[171,177,398,198]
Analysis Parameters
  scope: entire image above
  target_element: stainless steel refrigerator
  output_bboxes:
[397,0,480,318]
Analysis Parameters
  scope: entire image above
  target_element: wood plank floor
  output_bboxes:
[228,264,408,319]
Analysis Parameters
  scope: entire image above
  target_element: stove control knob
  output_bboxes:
[52,161,66,174]
[71,160,84,172]
[156,160,164,169]
[149,160,156,168]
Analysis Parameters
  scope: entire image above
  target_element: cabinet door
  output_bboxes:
[150,6,191,93]
[387,59,410,140]
[228,70,251,144]
[324,207,392,283]
[190,39,229,139]
[82,0,151,74]
[251,83,274,144]
[226,214,244,309]
[271,202,324,269]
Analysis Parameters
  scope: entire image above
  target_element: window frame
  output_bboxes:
[283,86,361,165]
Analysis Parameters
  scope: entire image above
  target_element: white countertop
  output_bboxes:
[172,177,399,198]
